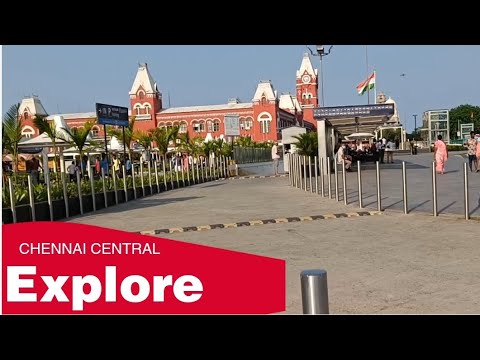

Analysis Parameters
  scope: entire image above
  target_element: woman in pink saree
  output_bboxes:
[434,134,448,174]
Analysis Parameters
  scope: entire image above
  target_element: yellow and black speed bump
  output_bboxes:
[225,174,288,180]
[138,210,382,235]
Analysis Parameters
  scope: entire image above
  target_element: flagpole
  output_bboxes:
[365,45,369,105]
[374,70,377,104]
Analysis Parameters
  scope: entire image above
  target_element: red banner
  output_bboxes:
[2,222,285,314]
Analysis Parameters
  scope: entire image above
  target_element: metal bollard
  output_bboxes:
[334,159,339,201]
[46,171,53,221]
[288,154,292,186]
[89,167,96,212]
[196,161,200,184]
[303,156,308,191]
[170,162,175,189]
[8,177,17,223]
[154,161,160,192]
[376,161,382,211]
[61,172,69,218]
[342,160,347,205]
[294,155,298,188]
[314,156,319,195]
[402,161,408,214]
[320,157,325,197]
[112,170,119,205]
[162,160,168,191]
[101,168,108,208]
[201,160,205,183]
[300,269,329,314]
[123,166,128,201]
[463,162,470,220]
[186,162,191,186]
[327,157,332,199]
[132,166,138,199]
[140,161,145,197]
[76,171,83,215]
[181,164,185,187]
[309,156,313,193]
[148,161,153,194]
[28,174,36,221]
[357,161,363,208]
[176,163,180,186]
[432,161,437,217]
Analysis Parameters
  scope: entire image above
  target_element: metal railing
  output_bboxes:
[287,153,475,220]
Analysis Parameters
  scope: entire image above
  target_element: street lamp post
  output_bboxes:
[413,114,417,138]
[308,45,333,107]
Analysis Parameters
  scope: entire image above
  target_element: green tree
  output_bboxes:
[58,121,97,165]
[133,130,153,150]
[33,115,60,171]
[107,117,136,159]
[2,103,23,178]
[449,104,480,140]
[150,126,179,167]
[292,132,318,157]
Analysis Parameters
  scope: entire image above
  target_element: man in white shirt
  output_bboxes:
[336,140,352,171]
[271,142,281,176]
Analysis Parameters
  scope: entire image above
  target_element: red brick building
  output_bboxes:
[19,53,318,143]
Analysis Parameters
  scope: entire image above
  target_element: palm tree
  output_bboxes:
[58,121,97,166]
[33,115,59,171]
[133,130,153,151]
[108,117,136,159]
[3,103,23,178]
[151,126,180,166]
[292,132,318,157]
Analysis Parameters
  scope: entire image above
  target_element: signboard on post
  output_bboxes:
[314,104,395,119]
[96,103,129,127]
[224,115,240,136]
[460,123,474,141]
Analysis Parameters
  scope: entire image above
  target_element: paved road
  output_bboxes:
[67,174,480,314]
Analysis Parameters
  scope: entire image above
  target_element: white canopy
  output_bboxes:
[345,132,375,141]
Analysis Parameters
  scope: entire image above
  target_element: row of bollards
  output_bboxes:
[288,154,474,220]
[6,155,232,223]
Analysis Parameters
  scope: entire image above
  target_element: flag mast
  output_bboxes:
[374,70,377,104]
[365,45,369,105]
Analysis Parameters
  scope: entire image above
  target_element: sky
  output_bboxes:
[2,45,479,132]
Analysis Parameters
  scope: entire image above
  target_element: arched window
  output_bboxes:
[21,126,35,139]
[144,104,150,114]
[166,122,173,129]
[207,119,213,132]
[179,121,187,133]
[257,112,272,134]
[23,111,29,119]
[261,96,267,106]
[158,122,166,128]
[134,104,142,116]
[91,126,100,137]
[213,119,220,132]
[239,117,245,130]
[138,90,145,100]
[245,117,253,130]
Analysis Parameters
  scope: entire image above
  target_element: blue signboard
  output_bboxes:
[314,104,395,119]
[96,103,129,127]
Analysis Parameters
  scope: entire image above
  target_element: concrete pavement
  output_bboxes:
[67,172,480,314]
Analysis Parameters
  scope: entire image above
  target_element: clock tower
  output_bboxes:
[296,53,319,128]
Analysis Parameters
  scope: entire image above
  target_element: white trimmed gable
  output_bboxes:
[19,97,48,117]
[296,53,318,78]
[279,94,302,113]
[252,80,277,102]
[129,63,159,95]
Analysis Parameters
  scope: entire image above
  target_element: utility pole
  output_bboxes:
[413,114,417,138]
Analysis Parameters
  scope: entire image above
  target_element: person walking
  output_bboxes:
[271,142,281,176]
[464,131,478,173]
[434,134,448,174]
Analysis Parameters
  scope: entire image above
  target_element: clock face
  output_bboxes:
[302,75,311,83]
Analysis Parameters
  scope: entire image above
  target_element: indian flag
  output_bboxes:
[356,72,376,96]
